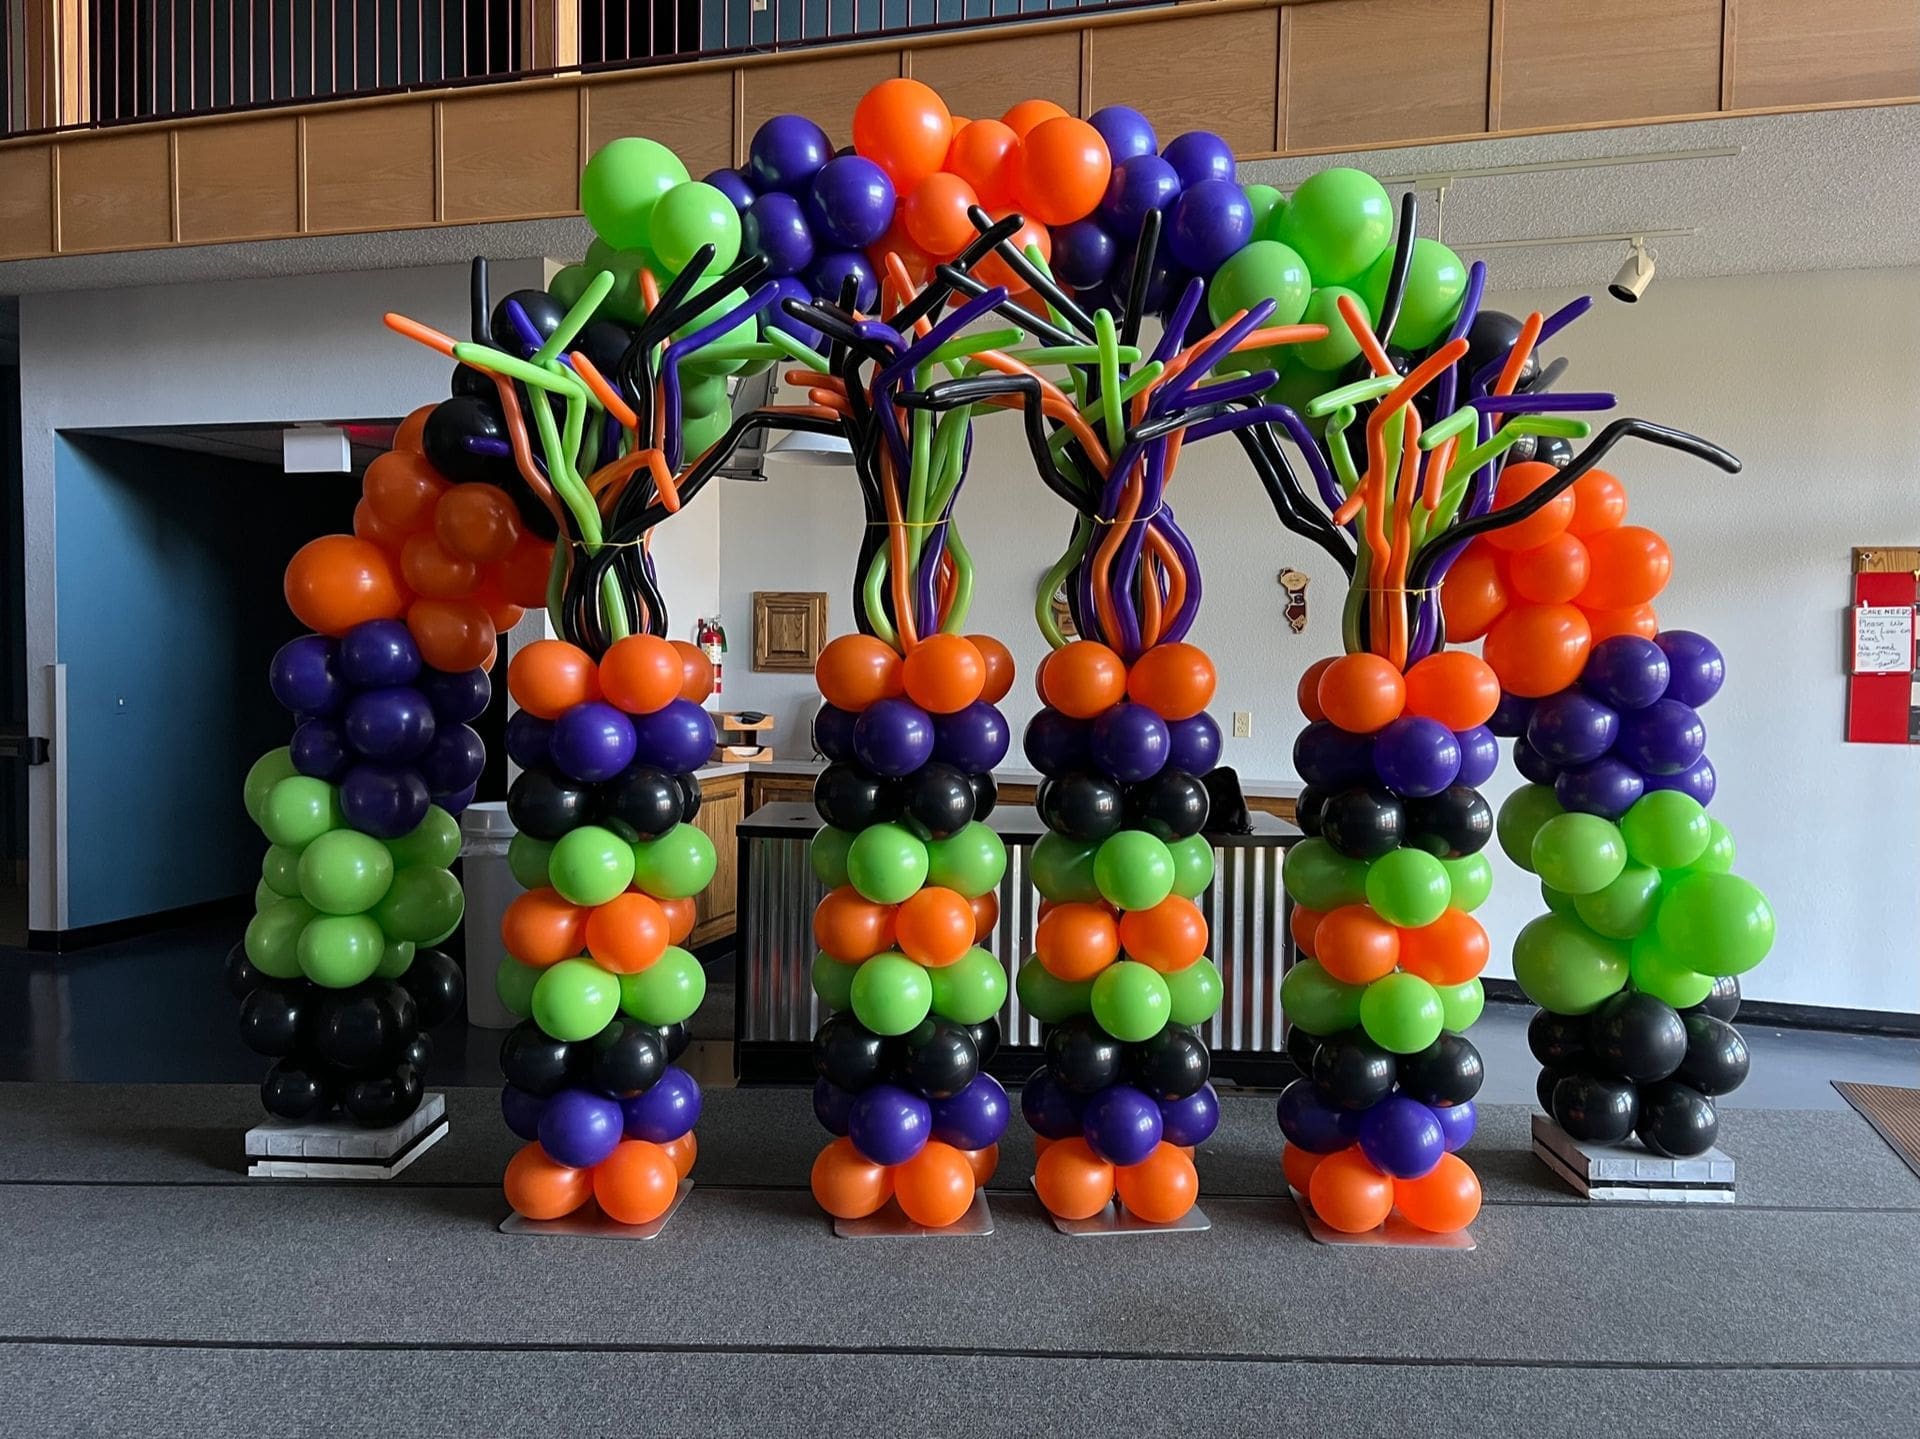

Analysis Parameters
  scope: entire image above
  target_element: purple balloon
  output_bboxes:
[807,154,895,249]
[418,723,486,797]
[505,710,553,769]
[1527,690,1619,766]
[1454,725,1499,787]
[932,701,1010,772]
[1167,711,1223,776]
[1645,753,1716,807]
[270,635,346,717]
[1082,1083,1164,1166]
[813,1078,855,1136]
[1117,246,1191,314]
[1487,690,1534,738]
[703,166,757,213]
[538,1088,624,1169]
[1276,1077,1358,1154]
[1090,104,1158,163]
[930,1073,1009,1151]
[339,619,421,689]
[437,781,477,817]
[620,1066,702,1143]
[418,665,491,724]
[1555,757,1645,820]
[1023,709,1093,778]
[807,250,878,313]
[1159,1083,1220,1147]
[1168,180,1252,273]
[746,113,832,194]
[1101,155,1182,228]
[812,704,859,762]
[1292,720,1375,789]
[550,701,638,783]
[500,1084,546,1143]
[1090,702,1170,783]
[1581,635,1669,711]
[1162,130,1235,188]
[1434,1098,1477,1153]
[852,697,935,777]
[760,275,823,352]
[340,764,431,839]
[344,686,437,763]
[1654,630,1725,708]
[1374,716,1462,798]
[290,718,354,782]
[1512,738,1561,786]
[742,191,815,278]
[1615,698,1705,776]
[632,699,716,776]
[1357,1094,1445,1179]
[1021,1064,1086,1139]
[847,1083,931,1166]
[1052,219,1117,291]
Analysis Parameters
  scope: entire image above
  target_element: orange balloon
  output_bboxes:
[1035,901,1120,982]
[974,211,1050,294]
[1001,98,1069,140]
[1042,640,1128,719]
[1033,1137,1115,1221]
[1577,526,1672,610]
[1033,1133,1056,1157]
[902,633,986,715]
[966,634,1016,704]
[962,1143,999,1185]
[353,497,410,552]
[810,1135,893,1219]
[488,601,526,632]
[1440,541,1511,642]
[1314,904,1400,985]
[901,172,983,259]
[1508,531,1592,605]
[500,887,589,968]
[1567,467,1628,537]
[813,885,898,963]
[1396,907,1489,986]
[495,538,556,608]
[1394,1152,1482,1233]
[392,404,435,454]
[1281,1141,1325,1195]
[1585,603,1660,642]
[585,891,671,975]
[401,531,479,599]
[407,598,497,672]
[1316,653,1407,734]
[1117,895,1208,973]
[1296,656,1336,722]
[1482,602,1592,698]
[599,634,684,715]
[1126,641,1216,721]
[893,1141,977,1228]
[894,887,976,969]
[1115,1141,1198,1224]
[1016,117,1112,226]
[364,450,448,532]
[869,218,937,290]
[285,535,406,636]
[854,78,953,191]
[593,1140,679,1225]
[1033,647,1056,702]
[968,890,999,943]
[1401,651,1501,730]
[508,638,599,718]
[435,483,522,563]
[1486,461,1576,552]
[659,895,697,946]
[670,640,714,704]
[946,118,1020,208]
[661,1130,698,1179]
[1307,1147,1394,1234]
[503,1141,591,1220]
[1288,904,1323,959]
[815,634,904,713]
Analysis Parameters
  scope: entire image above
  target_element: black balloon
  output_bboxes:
[403,1032,434,1071]
[1676,1012,1750,1097]
[422,395,516,486]
[224,942,266,999]
[399,948,465,1029]
[1124,769,1210,841]
[1528,1010,1590,1068]
[573,319,637,379]
[1534,435,1574,469]
[677,771,703,824]
[1286,1024,1323,1075]
[901,1018,980,1099]
[1310,1031,1397,1111]
[450,361,495,399]
[814,762,897,831]
[590,1020,669,1096]
[902,763,976,840]
[238,985,306,1058]
[1320,785,1405,859]
[599,765,683,840]
[1536,1064,1574,1114]
[490,287,567,354]
[656,1021,692,1063]
[1463,309,1541,392]
[1046,1014,1124,1096]
[1551,1070,1639,1144]
[342,1063,424,1127]
[1126,1023,1211,1101]
[499,1020,578,1096]
[1398,1033,1484,1108]
[1693,974,1741,1024]
[1293,784,1327,838]
[309,985,408,1075]
[969,771,998,823]
[507,766,593,841]
[1036,772,1125,842]
[966,1017,1002,1067]
[1404,785,1493,857]
[1588,991,1687,1083]
[813,1013,894,1092]
[261,1061,331,1121]
[1635,1080,1718,1157]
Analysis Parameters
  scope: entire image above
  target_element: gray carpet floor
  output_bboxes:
[2,1083,1917,1437]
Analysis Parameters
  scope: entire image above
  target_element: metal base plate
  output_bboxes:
[1030,1179,1212,1236]
[245,1094,447,1179]
[1532,1113,1735,1203]
[499,1180,694,1240]
[1289,1189,1477,1250]
[833,1190,994,1238]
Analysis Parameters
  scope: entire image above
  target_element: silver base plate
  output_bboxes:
[1532,1113,1735,1203]
[498,1180,694,1240]
[1289,1189,1477,1250]
[246,1094,447,1179]
[1030,1178,1211,1236]
[833,1190,994,1238]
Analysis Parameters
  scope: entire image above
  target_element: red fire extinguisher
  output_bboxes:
[696,616,727,698]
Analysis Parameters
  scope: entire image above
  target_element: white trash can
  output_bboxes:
[460,801,520,1029]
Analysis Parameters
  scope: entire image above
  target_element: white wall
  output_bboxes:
[717,267,1920,1014]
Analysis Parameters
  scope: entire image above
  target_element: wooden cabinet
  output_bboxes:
[748,773,818,812]
[689,774,744,950]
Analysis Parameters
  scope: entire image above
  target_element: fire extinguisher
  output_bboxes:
[695,616,727,699]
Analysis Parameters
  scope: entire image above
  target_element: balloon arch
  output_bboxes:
[228,79,1775,1238]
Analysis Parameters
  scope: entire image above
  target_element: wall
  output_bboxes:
[718,266,1920,1014]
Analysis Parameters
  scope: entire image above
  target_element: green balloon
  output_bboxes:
[372,865,465,945]
[496,953,538,1017]
[1030,831,1102,903]
[1090,960,1172,1042]
[648,180,742,274]
[1363,848,1452,927]
[1279,958,1364,1036]
[1265,360,1332,435]
[928,946,1008,1026]
[1541,880,1578,916]
[927,822,1007,898]
[1497,785,1565,870]
[534,957,623,1040]
[1166,834,1216,899]
[680,403,732,459]
[375,938,416,979]
[550,825,638,906]
[1574,863,1663,940]
[811,826,856,889]
[262,845,304,898]
[1283,838,1368,911]
[580,136,690,249]
[845,823,930,905]
[1435,978,1484,1033]
[1165,955,1223,1026]
[1245,183,1285,241]
[1207,240,1314,330]
[1621,791,1711,871]
[585,236,618,272]
[1093,831,1175,912]
[243,748,299,826]
[1358,971,1444,1054]
[1292,287,1370,372]
[1512,913,1629,1014]
[851,951,934,1035]
[811,950,859,1012]
[1628,932,1714,1009]
[1017,955,1092,1024]
[387,807,461,871]
[244,896,315,979]
[599,246,660,326]
[1360,237,1467,349]
[1531,813,1628,896]
[259,776,341,849]
[1685,819,1737,876]
[1441,853,1493,912]
[618,945,707,1026]
[1274,167,1394,284]
[548,262,591,310]
[683,371,729,413]
[297,913,386,988]
[253,878,278,913]
[1655,872,1775,977]
[508,833,555,891]
[297,829,395,915]
[632,822,717,900]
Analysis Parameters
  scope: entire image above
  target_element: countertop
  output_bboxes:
[701,755,1303,801]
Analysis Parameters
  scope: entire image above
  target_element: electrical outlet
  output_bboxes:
[1232,711,1253,738]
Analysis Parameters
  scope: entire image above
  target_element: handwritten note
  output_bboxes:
[1852,605,1916,675]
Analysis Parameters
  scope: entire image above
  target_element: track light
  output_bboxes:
[1609,238,1656,303]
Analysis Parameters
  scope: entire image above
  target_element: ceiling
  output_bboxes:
[72,421,398,472]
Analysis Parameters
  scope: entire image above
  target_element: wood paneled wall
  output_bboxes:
[2,0,1916,263]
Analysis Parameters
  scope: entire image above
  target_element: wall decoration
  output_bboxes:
[752,590,829,672]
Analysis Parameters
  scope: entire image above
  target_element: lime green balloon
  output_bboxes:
[1017,955,1092,1024]
[243,748,299,826]
[1090,960,1171,1042]
[1245,183,1285,240]
[1435,978,1484,1033]
[1283,838,1368,911]
[508,833,555,891]
[927,822,1007,898]
[1364,848,1452,927]
[1292,287,1370,372]
[1498,785,1564,871]
[1685,819,1736,876]
[852,951,934,1035]
[1360,236,1467,350]
[259,776,341,849]
[1541,880,1578,916]
[297,913,386,988]
[372,865,465,945]
[648,180,742,274]
[375,938,416,980]
[550,825,638,906]
[1628,931,1714,1009]
[1207,240,1313,330]
[683,370,729,413]
[244,896,315,979]
[1620,791,1711,871]
[618,945,706,1026]
[845,823,930,905]
[548,262,590,310]
[680,404,732,459]
[534,957,623,1040]
[599,246,660,326]
[1265,360,1332,435]
[1093,831,1175,911]
[297,829,395,915]
[1574,863,1662,939]
[674,286,756,376]
[1275,167,1394,284]
[1441,852,1493,912]
[253,879,278,913]
[585,236,618,272]
[811,826,856,889]
[928,946,1008,1026]
[811,950,859,1011]
[1030,831,1101,903]
[1165,955,1223,1026]
[1531,813,1627,896]
[1279,958,1363,1036]
[387,807,461,871]
[496,953,539,1017]
[1166,834,1215,899]
[1512,913,1629,1015]
[632,822,716,900]
[581,136,690,249]
[1655,872,1775,977]
[262,845,303,898]
[1358,971,1444,1054]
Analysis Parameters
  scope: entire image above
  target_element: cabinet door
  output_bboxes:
[691,779,745,945]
